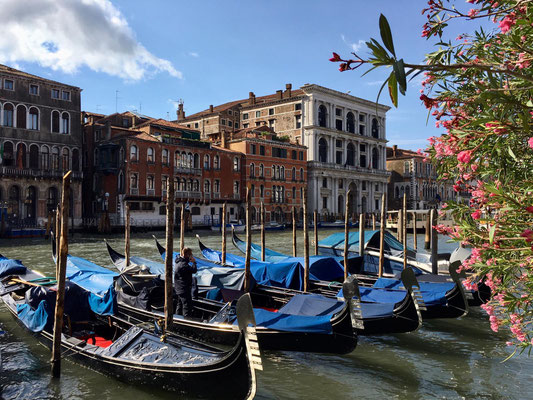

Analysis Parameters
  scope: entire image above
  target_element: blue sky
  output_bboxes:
[0,0,477,151]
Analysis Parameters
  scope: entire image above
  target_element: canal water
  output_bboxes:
[0,230,530,400]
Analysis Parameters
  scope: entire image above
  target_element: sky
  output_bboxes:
[0,0,481,151]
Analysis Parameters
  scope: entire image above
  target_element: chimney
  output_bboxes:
[249,92,256,105]
[276,90,283,100]
[285,83,292,97]
[221,131,229,149]
[392,144,397,158]
[177,103,185,120]
[209,104,214,112]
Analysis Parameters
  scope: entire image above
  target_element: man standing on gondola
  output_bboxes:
[174,247,197,318]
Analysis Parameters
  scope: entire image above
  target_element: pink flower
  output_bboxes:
[528,137,533,149]
[471,209,482,220]
[521,229,533,243]
[457,150,472,163]
[468,9,479,17]
[526,206,533,213]
[499,17,515,33]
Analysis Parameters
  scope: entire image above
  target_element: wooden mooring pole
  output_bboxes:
[303,189,309,292]
[412,212,418,250]
[343,190,351,280]
[244,188,252,292]
[292,207,297,257]
[260,201,265,262]
[51,171,71,378]
[222,202,227,265]
[397,209,402,242]
[372,213,376,231]
[313,210,318,256]
[359,213,365,256]
[378,193,386,277]
[125,202,130,267]
[431,208,438,274]
[402,193,407,270]
[180,204,185,255]
[55,205,61,281]
[424,211,431,250]
[164,178,174,332]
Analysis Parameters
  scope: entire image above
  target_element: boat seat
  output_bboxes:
[220,288,244,303]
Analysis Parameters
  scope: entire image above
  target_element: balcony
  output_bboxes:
[147,189,155,196]
[308,161,391,177]
[0,166,83,180]
[212,192,220,199]
[233,193,240,200]
[130,188,139,195]
[174,166,202,176]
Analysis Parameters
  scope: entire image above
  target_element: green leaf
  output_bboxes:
[489,224,496,244]
[393,59,407,95]
[388,71,398,107]
[379,14,396,57]
[508,146,517,161]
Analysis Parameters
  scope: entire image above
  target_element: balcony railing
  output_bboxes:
[0,166,83,180]
[174,166,202,176]
[147,189,155,196]
[212,192,220,199]
[130,188,139,195]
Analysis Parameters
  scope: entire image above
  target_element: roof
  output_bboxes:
[179,88,304,121]
[386,146,426,160]
[0,64,81,90]
[138,118,198,131]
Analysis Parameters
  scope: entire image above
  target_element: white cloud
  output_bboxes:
[0,0,182,81]
[167,99,181,110]
[341,34,365,53]
[188,52,199,58]
[366,80,384,86]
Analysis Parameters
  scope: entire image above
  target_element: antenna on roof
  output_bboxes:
[115,90,120,113]
[166,112,170,121]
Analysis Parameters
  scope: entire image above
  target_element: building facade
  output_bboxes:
[0,64,83,228]
[176,83,390,217]
[82,112,242,228]
[386,145,456,210]
[225,126,307,223]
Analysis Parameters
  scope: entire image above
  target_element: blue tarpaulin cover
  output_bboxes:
[373,277,453,306]
[0,257,27,278]
[245,308,334,334]
[278,294,344,316]
[16,300,48,332]
[66,255,117,296]
[318,231,414,255]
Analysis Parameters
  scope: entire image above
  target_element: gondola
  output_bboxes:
[0,254,261,399]
[229,231,468,319]
[156,237,424,335]
[101,242,359,354]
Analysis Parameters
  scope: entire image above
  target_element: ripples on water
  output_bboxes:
[0,231,530,400]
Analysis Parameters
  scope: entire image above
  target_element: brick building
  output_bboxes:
[176,83,390,217]
[0,64,83,229]
[82,112,242,228]
[223,126,307,223]
[386,145,456,210]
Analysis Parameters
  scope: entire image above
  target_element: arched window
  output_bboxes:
[187,179,193,192]
[346,143,355,166]
[16,105,27,129]
[16,143,27,168]
[300,168,304,181]
[3,103,14,127]
[62,148,70,170]
[2,142,13,166]
[48,187,58,208]
[130,145,138,161]
[29,107,39,130]
[371,118,379,138]
[292,167,296,181]
[119,147,124,164]
[204,180,211,193]
[118,171,124,193]
[250,162,255,177]
[52,147,60,170]
[41,146,49,169]
[187,152,193,168]
[214,155,220,169]
[130,173,138,189]
[372,148,379,169]
[174,150,180,167]
[193,179,199,192]
[193,153,200,169]
[162,148,169,165]
[181,151,187,168]
[318,138,328,162]
[29,144,39,169]
[204,154,210,169]
[259,163,264,177]
[346,112,355,133]
[51,110,60,133]
[233,181,239,195]
[318,105,327,127]
[233,156,240,171]
[61,112,70,134]
[147,147,154,163]
[260,185,264,197]
[280,166,285,180]
[292,186,296,200]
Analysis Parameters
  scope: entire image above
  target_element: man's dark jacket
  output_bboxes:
[174,256,197,294]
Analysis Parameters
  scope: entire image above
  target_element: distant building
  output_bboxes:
[82,111,242,228]
[386,145,456,210]
[223,126,307,223]
[0,64,83,228]
[176,83,390,217]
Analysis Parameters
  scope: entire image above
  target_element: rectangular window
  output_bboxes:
[268,108,274,115]
[336,140,343,148]
[322,197,328,209]
[322,178,327,188]
[228,120,233,127]
[299,151,303,160]
[243,123,249,128]
[255,111,261,118]
[3,79,14,90]
[339,180,344,189]
[336,119,343,131]
[142,202,154,211]
[62,91,71,101]
[335,108,342,116]
[51,89,60,99]
[129,202,140,211]
[295,103,302,111]
[336,151,342,164]
[221,119,226,126]
[268,119,275,129]
[272,147,287,158]
[255,122,261,126]
[260,146,265,156]
[228,110,233,115]
[292,150,297,160]
[235,122,239,129]
[29,84,39,95]
[360,144,366,152]
[362,181,367,190]
[295,115,301,129]
[251,144,256,154]
[243,113,249,120]
[359,124,365,135]
[122,118,130,127]
[359,114,365,122]
[194,122,199,128]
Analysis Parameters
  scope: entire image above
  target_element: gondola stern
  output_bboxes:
[342,275,364,331]
[401,267,427,318]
